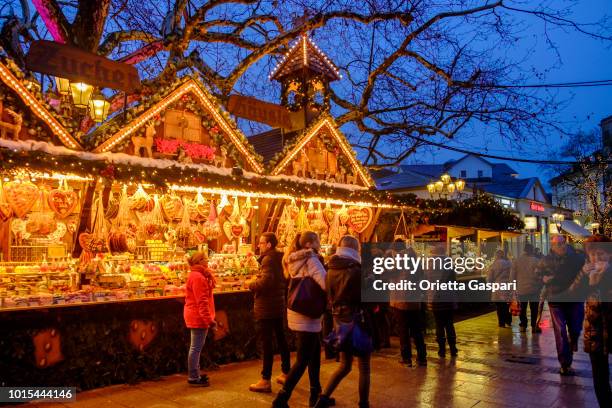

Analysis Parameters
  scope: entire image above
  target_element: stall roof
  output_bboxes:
[0,60,83,150]
[269,114,375,188]
[560,220,592,239]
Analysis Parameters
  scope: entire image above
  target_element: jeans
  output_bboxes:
[590,351,612,407]
[187,328,208,381]
[495,303,512,326]
[281,331,321,398]
[433,309,456,346]
[257,318,291,380]
[549,302,584,368]
[323,350,371,406]
[519,295,539,328]
[393,308,427,362]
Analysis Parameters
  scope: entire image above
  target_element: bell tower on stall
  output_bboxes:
[269,34,341,126]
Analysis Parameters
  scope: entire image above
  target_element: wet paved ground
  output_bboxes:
[16,309,609,408]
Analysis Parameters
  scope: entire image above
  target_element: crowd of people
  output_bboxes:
[181,231,612,408]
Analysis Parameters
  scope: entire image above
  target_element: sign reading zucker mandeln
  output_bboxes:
[25,40,140,92]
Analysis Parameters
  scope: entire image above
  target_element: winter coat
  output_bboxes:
[326,247,362,320]
[389,250,423,311]
[570,262,612,354]
[286,248,327,332]
[249,249,286,320]
[184,265,216,329]
[425,256,457,311]
[487,258,512,302]
[536,246,585,304]
[510,252,542,296]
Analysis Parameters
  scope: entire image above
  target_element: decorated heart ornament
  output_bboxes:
[0,203,12,222]
[160,194,183,221]
[347,207,373,233]
[323,205,335,225]
[338,206,350,225]
[48,189,78,218]
[3,181,39,218]
[223,221,246,240]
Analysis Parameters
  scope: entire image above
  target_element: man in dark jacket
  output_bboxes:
[538,235,585,375]
[248,232,290,393]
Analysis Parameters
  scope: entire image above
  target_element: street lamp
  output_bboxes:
[427,174,465,199]
[69,82,94,108]
[55,77,71,95]
[88,91,111,123]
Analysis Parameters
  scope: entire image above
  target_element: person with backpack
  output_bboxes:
[248,232,291,393]
[272,231,327,408]
[316,235,372,408]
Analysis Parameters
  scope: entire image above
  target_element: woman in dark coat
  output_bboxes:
[570,234,612,407]
[425,242,458,357]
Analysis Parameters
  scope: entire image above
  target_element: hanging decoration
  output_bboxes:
[3,179,39,218]
[204,200,221,240]
[347,207,373,234]
[160,193,184,222]
[47,179,78,219]
[0,180,14,221]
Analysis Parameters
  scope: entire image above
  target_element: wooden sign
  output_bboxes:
[228,95,294,129]
[26,40,140,92]
[348,207,373,233]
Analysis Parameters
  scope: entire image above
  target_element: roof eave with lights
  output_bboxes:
[0,62,83,150]
[92,79,264,174]
[270,115,375,188]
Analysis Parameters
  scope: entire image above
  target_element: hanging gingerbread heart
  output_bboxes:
[48,188,78,218]
[223,221,244,239]
[0,181,13,222]
[3,181,39,218]
[243,196,255,221]
[339,206,350,225]
[160,194,184,221]
[347,206,373,233]
[323,204,335,226]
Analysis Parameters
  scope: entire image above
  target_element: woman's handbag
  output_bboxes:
[286,259,326,319]
[324,310,374,355]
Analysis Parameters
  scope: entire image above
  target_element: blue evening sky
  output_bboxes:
[403,0,612,188]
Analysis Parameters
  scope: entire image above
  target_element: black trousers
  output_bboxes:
[519,296,539,328]
[282,331,321,397]
[257,318,291,380]
[433,309,456,344]
[590,351,612,407]
[393,308,427,362]
[323,350,371,407]
[495,303,512,326]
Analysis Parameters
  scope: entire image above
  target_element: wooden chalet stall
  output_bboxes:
[0,46,387,389]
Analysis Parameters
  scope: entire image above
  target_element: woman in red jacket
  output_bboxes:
[184,251,216,386]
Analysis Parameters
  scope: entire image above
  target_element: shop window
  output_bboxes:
[460,170,466,178]
[477,170,483,178]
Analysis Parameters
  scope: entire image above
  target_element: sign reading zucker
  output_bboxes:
[371,279,517,292]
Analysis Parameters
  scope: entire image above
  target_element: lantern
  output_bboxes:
[447,183,456,194]
[440,173,451,184]
[69,82,93,108]
[455,179,465,192]
[427,182,436,194]
[435,181,444,193]
[88,91,110,123]
[55,77,71,95]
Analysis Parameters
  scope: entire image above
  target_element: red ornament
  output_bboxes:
[100,165,116,180]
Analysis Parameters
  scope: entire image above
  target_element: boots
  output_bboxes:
[437,338,446,358]
[309,387,322,407]
[272,389,290,408]
[449,338,458,357]
[313,395,332,408]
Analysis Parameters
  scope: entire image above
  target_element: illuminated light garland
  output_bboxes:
[0,62,82,150]
[93,80,264,173]
[269,34,341,81]
[168,184,399,209]
[6,169,94,182]
[271,116,375,188]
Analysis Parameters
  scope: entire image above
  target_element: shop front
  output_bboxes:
[0,60,390,389]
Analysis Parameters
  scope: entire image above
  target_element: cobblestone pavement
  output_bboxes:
[18,309,609,408]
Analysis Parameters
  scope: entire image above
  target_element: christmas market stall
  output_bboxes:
[0,53,391,390]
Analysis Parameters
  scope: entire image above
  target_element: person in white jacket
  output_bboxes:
[273,231,327,408]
